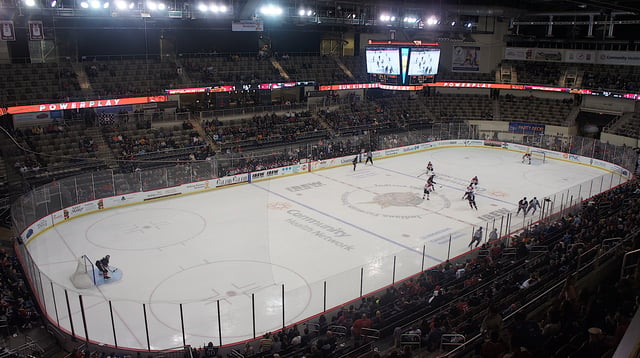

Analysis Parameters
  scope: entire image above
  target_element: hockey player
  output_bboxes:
[423,181,433,200]
[427,174,437,191]
[470,176,479,186]
[468,227,482,248]
[96,255,111,279]
[517,197,528,216]
[352,155,358,171]
[426,161,434,174]
[462,184,474,200]
[467,191,478,210]
[522,153,532,165]
[365,150,373,165]
[527,197,541,215]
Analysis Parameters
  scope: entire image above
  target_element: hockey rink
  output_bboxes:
[23,147,625,350]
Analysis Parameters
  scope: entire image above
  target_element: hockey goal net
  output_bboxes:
[530,150,546,164]
[70,255,97,289]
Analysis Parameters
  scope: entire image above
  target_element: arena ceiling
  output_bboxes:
[461,0,640,14]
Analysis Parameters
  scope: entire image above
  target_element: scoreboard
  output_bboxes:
[365,41,440,85]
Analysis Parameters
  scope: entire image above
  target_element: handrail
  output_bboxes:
[440,334,465,351]
[620,245,640,279]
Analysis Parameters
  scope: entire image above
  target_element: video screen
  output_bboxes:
[407,48,440,76]
[365,47,401,75]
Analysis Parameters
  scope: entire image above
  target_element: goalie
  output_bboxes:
[96,255,111,279]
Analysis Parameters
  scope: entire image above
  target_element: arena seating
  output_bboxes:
[0,51,639,358]
[180,53,285,86]
[499,94,574,125]
[101,122,209,171]
[82,57,178,97]
[0,61,81,105]
[206,111,329,153]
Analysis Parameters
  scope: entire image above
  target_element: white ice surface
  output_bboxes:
[25,147,621,350]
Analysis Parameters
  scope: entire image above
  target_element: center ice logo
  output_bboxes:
[370,192,423,208]
[342,184,451,219]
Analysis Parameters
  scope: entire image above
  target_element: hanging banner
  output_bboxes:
[231,20,264,32]
[452,46,480,72]
[28,21,44,41]
[0,21,15,41]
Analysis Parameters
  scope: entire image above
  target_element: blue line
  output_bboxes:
[376,165,517,206]
[250,183,442,264]
[422,227,452,238]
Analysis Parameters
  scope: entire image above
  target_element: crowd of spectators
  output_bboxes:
[0,249,41,339]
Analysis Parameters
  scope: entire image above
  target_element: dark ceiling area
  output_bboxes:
[457,0,640,14]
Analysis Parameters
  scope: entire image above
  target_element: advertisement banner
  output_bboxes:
[596,51,640,66]
[534,49,563,62]
[452,46,480,72]
[0,21,15,41]
[231,20,264,32]
[565,50,595,64]
[8,95,168,114]
[28,21,44,41]
[430,82,524,90]
[504,47,532,61]
[509,121,545,134]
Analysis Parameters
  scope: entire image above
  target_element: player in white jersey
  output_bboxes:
[426,161,434,174]
[522,153,532,165]
[526,197,541,215]
[423,182,433,200]
[462,184,474,200]
[470,176,479,186]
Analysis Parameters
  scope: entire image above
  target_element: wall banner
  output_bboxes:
[452,46,480,72]
[0,21,15,41]
[28,21,44,41]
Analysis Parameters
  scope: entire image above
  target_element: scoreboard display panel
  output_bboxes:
[365,42,440,85]
[365,47,401,75]
[407,48,440,76]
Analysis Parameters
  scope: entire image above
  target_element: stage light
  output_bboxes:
[197,3,207,11]
[115,0,126,9]
[404,16,417,23]
[450,20,456,26]
[219,4,226,12]
[426,16,439,26]
[298,8,304,16]
[147,1,156,10]
[465,22,473,28]
[80,1,89,8]
[50,0,57,7]
[102,2,109,8]
[157,2,164,9]
[128,2,134,9]
[210,4,218,11]
[260,4,282,16]
[90,0,100,8]
[260,4,282,15]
